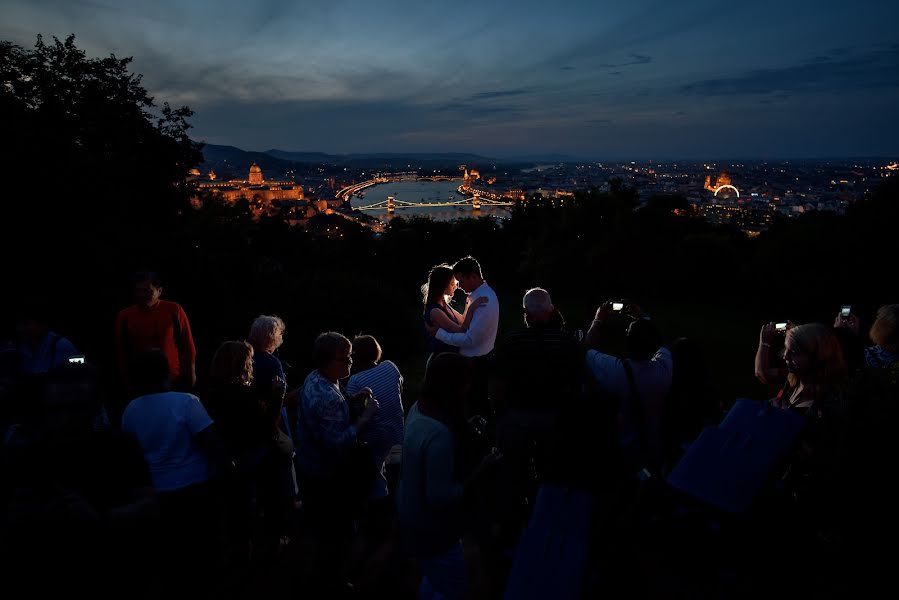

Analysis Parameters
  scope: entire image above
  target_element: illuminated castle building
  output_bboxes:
[193,163,305,203]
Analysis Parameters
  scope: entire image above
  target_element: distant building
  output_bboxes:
[192,163,305,204]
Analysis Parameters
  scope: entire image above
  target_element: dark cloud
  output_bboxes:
[434,101,526,119]
[468,89,531,100]
[599,53,652,68]
[683,45,899,96]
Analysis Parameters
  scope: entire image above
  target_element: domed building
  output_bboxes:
[248,163,263,185]
[193,163,305,206]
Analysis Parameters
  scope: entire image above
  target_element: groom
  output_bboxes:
[433,255,499,418]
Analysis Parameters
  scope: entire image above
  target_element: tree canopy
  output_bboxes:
[1,35,202,253]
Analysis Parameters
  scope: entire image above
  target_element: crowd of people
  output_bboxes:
[1,260,896,599]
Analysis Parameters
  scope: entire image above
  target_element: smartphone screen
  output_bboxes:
[612,302,624,311]
[841,306,851,317]
[775,322,787,331]
[68,355,85,364]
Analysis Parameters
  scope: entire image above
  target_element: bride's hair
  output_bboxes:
[422,264,455,313]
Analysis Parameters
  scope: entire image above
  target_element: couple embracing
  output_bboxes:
[422,256,499,418]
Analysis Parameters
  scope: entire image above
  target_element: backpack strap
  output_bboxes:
[622,359,650,470]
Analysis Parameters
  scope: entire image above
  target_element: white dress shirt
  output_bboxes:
[435,281,499,357]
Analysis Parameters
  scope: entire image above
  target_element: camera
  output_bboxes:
[612,302,625,312]
[775,322,788,332]
[68,355,86,364]
[841,305,851,318]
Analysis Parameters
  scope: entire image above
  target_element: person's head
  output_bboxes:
[14,298,52,344]
[247,315,286,354]
[422,264,457,308]
[419,352,472,420]
[784,323,847,392]
[627,318,662,361]
[869,304,899,353]
[313,332,352,382]
[130,349,171,396]
[351,335,381,371]
[523,287,554,326]
[452,256,483,294]
[210,341,254,386]
[132,271,163,309]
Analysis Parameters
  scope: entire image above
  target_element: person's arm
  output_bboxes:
[834,311,860,335]
[178,306,197,388]
[435,297,494,348]
[314,389,379,450]
[431,298,487,334]
[585,303,611,349]
[755,322,785,386]
[107,486,159,525]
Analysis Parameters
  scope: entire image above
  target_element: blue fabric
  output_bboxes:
[252,351,285,387]
[667,399,805,513]
[295,370,356,478]
[866,345,898,369]
[505,485,592,600]
[418,541,466,600]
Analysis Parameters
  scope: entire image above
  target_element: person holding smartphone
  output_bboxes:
[14,305,80,375]
[755,320,794,389]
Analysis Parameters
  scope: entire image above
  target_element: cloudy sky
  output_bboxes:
[3,0,898,158]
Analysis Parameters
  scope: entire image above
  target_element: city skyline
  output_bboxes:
[3,0,899,159]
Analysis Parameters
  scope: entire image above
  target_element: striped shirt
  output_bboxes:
[347,360,404,498]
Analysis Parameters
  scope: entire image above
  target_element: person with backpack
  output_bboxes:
[584,301,672,476]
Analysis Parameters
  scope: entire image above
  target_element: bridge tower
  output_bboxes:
[387,196,395,214]
[472,195,481,210]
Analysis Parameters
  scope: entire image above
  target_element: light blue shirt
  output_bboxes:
[435,281,499,357]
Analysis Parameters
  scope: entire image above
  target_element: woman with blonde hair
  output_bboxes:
[248,315,288,388]
[771,323,848,413]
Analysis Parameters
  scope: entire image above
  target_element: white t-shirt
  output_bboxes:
[586,347,673,462]
[122,391,213,492]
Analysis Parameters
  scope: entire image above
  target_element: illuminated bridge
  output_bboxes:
[336,175,463,201]
[355,195,513,212]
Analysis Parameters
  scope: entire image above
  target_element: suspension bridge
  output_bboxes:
[354,195,514,213]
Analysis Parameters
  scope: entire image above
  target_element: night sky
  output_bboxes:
[3,0,898,159]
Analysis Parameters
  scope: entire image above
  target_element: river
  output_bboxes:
[349,179,511,222]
